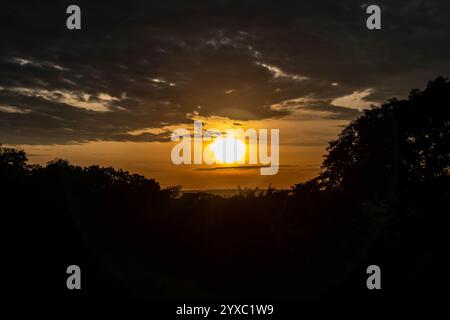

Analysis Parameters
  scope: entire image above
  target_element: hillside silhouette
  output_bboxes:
[1,77,449,298]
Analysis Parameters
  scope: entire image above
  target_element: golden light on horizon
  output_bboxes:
[210,137,246,164]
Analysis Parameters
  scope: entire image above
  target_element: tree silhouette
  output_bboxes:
[308,77,450,197]
[0,145,28,174]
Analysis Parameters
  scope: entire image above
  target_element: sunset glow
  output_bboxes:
[210,137,246,164]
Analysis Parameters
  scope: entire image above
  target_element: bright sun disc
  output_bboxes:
[210,137,245,164]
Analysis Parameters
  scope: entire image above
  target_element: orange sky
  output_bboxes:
[10,115,351,190]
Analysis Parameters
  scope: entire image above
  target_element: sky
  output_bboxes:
[1,0,450,189]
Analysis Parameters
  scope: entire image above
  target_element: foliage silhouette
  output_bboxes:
[318,77,449,196]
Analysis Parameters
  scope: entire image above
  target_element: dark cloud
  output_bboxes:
[1,0,449,144]
[195,164,298,171]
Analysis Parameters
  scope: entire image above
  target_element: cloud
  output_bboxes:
[149,78,176,87]
[331,89,378,110]
[195,165,297,171]
[256,62,308,81]
[0,104,31,114]
[3,87,117,112]
[270,96,362,120]
[0,1,449,144]
[8,57,67,71]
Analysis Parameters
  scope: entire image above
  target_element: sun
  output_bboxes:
[210,137,246,164]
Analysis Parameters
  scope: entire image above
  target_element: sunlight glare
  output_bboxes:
[210,137,246,164]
